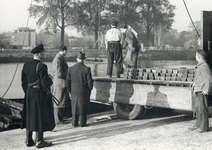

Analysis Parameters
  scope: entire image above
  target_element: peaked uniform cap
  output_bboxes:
[31,44,45,54]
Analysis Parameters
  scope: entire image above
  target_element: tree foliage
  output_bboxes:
[29,0,77,45]
[0,32,12,49]
[36,29,70,48]
[136,0,175,46]
[73,0,109,49]
[29,0,176,48]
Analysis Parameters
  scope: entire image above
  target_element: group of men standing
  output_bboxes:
[21,44,93,148]
[105,20,141,77]
[20,19,142,148]
[20,19,212,149]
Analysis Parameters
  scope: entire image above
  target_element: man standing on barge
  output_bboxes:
[105,20,123,78]
[189,50,212,133]
[21,44,55,148]
[121,24,141,69]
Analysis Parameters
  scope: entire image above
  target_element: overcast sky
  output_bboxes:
[0,0,212,34]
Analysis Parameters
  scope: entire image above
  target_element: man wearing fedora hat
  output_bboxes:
[21,44,55,148]
[66,52,93,127]
[105,19,123,78]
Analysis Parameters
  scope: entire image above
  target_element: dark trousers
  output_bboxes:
[194,92,209,130]
[26,129,43,143]
[72,114,87,127]
[107,42,123,76]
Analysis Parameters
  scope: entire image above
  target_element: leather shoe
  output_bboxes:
[116,74,120,78]
[195,129,208,133]
[36,140,52,148]
[81,124,89,127]
[188,126,198,131]
[25,139,35,147]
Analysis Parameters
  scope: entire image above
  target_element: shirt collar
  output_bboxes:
[197,60,206,66]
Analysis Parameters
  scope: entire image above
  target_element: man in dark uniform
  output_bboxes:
[66,52,93,127]
[21,44,55,148]
[105,20,123,78]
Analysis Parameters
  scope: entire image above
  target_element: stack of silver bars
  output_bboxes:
[123,68,195,82]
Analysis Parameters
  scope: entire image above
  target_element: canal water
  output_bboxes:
[0,60,197,99]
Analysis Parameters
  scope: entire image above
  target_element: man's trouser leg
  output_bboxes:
[79,114,87,127]
[26,129,33,142]
[114,47,123,75]
[107,47,114,76]
[195,92,209,131]
[54,107,61,124]
[35,132,43,143]
[72,114,79,126]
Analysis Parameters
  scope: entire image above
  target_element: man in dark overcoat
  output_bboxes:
[121,24,141,68]
[66,52,93,127]
[21,44,55,148]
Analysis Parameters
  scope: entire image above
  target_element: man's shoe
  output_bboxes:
[116,74,120,78]
[188,126,198,131]
[72,123,79,127]
[81,124,89,127]
[36,140,52,148]
[195,128,208,133]
[25,139,35,147]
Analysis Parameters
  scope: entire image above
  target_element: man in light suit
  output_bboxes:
[66,52,93,127]
[52,45,71,125]
[189,50,212,133]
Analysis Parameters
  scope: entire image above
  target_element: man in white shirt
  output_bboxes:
[105,20,123,78]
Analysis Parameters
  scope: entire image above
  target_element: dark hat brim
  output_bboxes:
[31,44,45,54]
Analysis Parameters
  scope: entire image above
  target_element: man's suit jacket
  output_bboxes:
[194,61,212,94]
[66,62,93,115]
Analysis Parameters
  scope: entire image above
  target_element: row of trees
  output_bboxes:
[29,0,175,48]
[161,21,201,49]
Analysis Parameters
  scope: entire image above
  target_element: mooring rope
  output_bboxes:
[1,0,33,98]
[183,0,201,39]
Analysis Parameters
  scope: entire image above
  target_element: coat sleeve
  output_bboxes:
[21,65,28,94]
[66,68,72,94]
[86,67,94,91]
[122,33,128,49]
[38,63,53,91]
[56,57,67,79]
[200,64,212,93]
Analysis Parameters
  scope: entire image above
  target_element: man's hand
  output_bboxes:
[201,91,208,95]
[49,74,53,80]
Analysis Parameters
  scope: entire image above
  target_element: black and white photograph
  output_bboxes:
[0,0,212,149]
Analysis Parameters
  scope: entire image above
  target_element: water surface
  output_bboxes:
[0,60,197,99]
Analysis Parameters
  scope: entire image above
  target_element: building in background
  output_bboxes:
[10,27,36,49]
